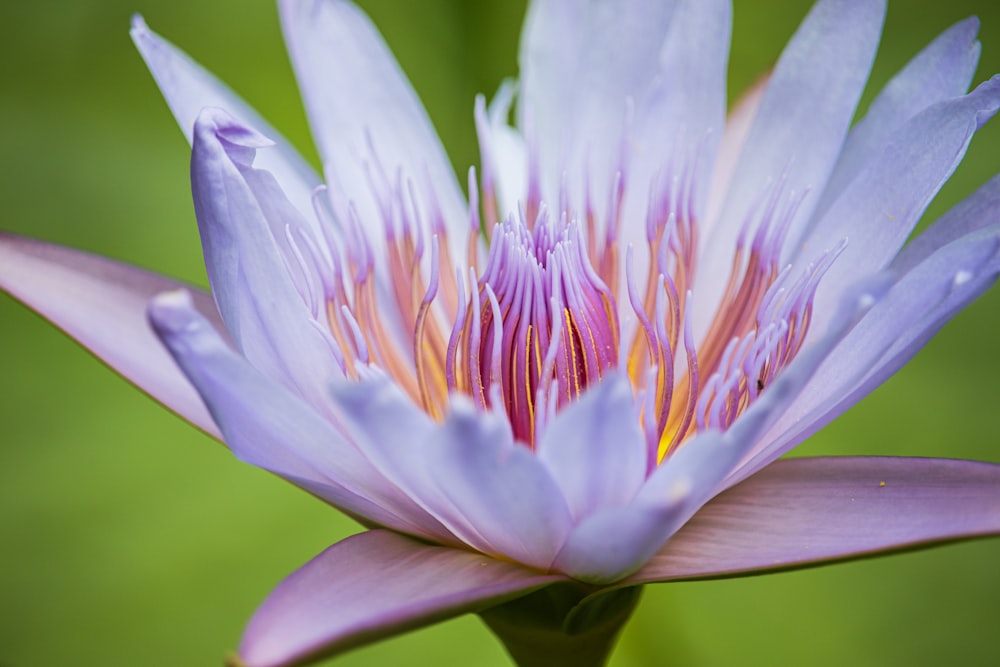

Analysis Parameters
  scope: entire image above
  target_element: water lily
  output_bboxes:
[2,0,1000,665]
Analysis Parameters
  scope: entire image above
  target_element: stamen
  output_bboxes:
[341,305,370,366]
[446,267,469,393]
[415,237,444,419]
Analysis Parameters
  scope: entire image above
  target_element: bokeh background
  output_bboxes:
[2,0,999,665]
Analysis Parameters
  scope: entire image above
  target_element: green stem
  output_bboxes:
[479,584,642,667]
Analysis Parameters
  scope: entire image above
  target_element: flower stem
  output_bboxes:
[479,584,642,667]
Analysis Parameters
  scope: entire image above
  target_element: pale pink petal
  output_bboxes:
[0,233,221,438]
[628,457,1000,584]
[706,73,769,227]
[519,0,678,204]
[190,108,344,413]
[238,530,565,667]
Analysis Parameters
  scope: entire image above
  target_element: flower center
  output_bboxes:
[441,212,620,444]
[285,126,839,463]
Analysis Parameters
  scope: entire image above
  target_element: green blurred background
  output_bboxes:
[2,1,999,665]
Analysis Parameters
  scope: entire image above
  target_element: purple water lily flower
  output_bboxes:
[3,0,1000,665]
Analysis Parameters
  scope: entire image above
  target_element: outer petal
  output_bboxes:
[148,291,453,542]
[278,0,467,257]
[536,374,647,521]
[329,377,574,570]
[805,75,1000,335]
[892,173,1000,273]
[696,0,885,333]
[815,17,981,217]
[0,233,221,438]
[191,108,342,411]
[130,16,322,228]
[627,457,1000,584]
[238,530,566,667]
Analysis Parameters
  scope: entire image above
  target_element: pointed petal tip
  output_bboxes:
[129,13,148,35]
[973,74,1000,128]
[194,107,275,149]
[959,14,981,35]
[147,289,198,336]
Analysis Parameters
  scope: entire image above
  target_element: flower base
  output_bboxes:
[480,584,643,667]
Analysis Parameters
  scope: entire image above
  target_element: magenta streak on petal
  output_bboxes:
[0,232,223,439]
[238,530,565,667]
[626,457,1000,585]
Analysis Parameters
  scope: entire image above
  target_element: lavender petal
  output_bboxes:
[536,373,647,522]
[816,17,981,216]
[190,107,343,413]
[698,0,886,327]
[130,16,322,230]
[330,377,574,571]
[277,0,467,256]
[148,291,454,542]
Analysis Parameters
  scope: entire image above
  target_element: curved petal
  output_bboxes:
[329,377,574,570]
[552,428,729,584]
[518,0,678,203]
[630,0,730,224]
[0,233,222,438]
[815,17,981,217]
[191,107,343,411]
[627,457,1000,584]
[237,530,566,667]
[805,75,1000,336]
[130,16,322,228]
[696,0,885,333]
[892,172,1000,273]
[536,373,647,521]
[148,290,453,542]
[277,0,467,257]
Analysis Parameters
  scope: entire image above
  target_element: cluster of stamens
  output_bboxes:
[277,121,838,468]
